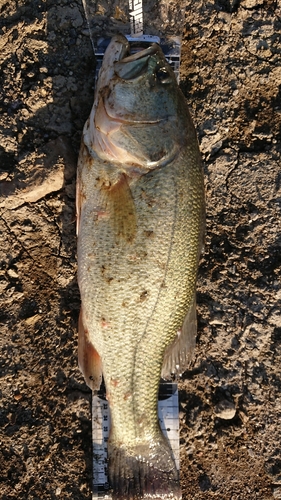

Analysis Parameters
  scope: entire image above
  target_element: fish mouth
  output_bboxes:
[111,34,163,81]
[114,44,161,81]
[118,42,161,63]
[109,33,161,63]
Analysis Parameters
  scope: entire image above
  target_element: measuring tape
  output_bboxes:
[92,382,180,499]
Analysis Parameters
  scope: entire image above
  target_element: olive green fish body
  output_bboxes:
[77,34,204,499]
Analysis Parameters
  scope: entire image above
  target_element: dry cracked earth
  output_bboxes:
[0,0,281,499]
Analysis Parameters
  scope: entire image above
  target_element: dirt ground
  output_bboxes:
[0,0,280,498]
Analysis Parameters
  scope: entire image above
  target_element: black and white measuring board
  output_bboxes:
[92,382,180,499]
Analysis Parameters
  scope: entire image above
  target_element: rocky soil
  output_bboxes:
[0,0,280,499]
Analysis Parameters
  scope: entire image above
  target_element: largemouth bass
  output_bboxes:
[76,33,205,499]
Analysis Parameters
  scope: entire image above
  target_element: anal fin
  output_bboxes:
[161,294,197,379]
[78,307,102,391]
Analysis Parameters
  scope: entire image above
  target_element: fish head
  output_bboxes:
[106,36,179,122]
[87,34,193,172]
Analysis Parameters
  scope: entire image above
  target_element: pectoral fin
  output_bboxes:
[78,307,102,391]
[161,294,197,379]
[105,173,137,243]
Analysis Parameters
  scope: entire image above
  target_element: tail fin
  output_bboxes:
[108,438,181,499]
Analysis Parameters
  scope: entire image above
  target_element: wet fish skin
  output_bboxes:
[77,33,205,499]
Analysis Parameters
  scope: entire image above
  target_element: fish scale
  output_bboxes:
[77,30,204,499]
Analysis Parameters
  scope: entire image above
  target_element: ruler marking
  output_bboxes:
[129,0,144,36]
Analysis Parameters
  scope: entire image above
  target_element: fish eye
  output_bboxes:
[155,68,170,83]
